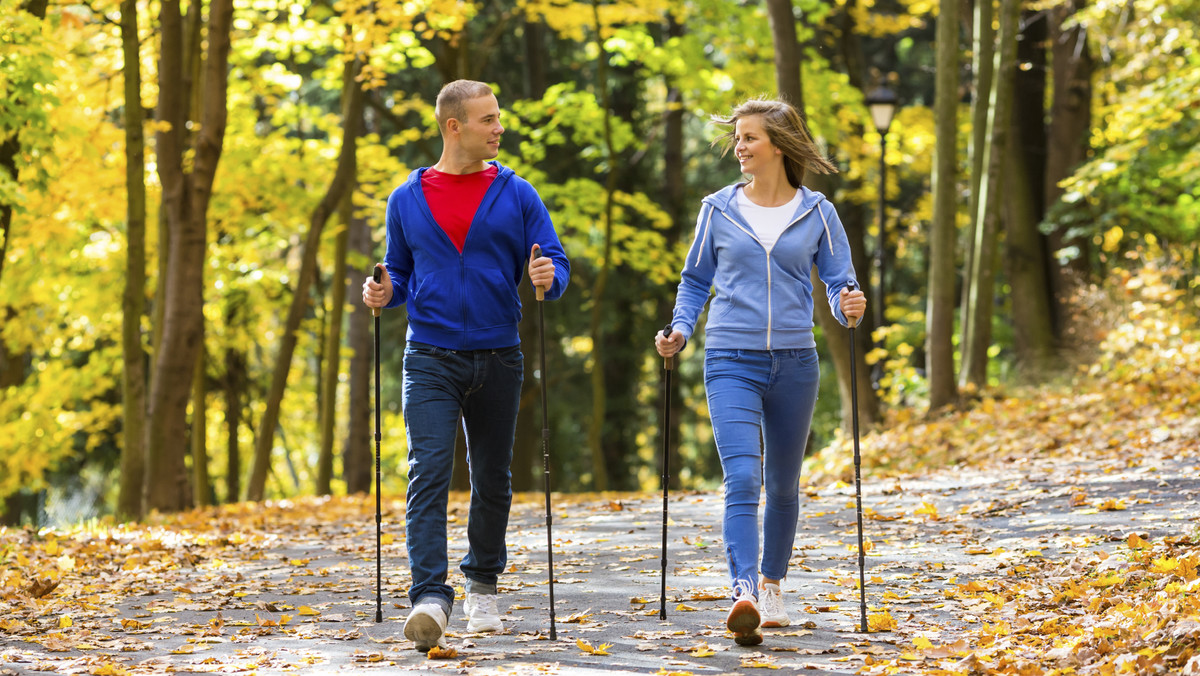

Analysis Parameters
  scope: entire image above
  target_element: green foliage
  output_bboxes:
[1048,0,1200,257]
[0,0,60,204]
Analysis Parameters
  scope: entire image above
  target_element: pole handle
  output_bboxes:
[661,324,674,371]
[532,246,545,301]
[844,279,859,329]
[372,266,383,318]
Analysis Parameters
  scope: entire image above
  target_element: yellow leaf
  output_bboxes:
[1098,499,1126,511]
[298,606,320,616]
[740,659,781,669]
[564,608,593,623]
[1127,533,1152,549]
[913,635,933,650]
[58,615,73,629]
[1089,573,1125,588]
[1151,557,1179,574]
[426,645,458,659]
[868,610,897,632]
[576,639,612,655]
[674,603,699,612]
[690,647,715,657]
[914,501,939,520]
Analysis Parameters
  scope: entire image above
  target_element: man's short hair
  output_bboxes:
[435,80,496,130]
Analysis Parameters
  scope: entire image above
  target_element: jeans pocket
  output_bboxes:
[406,342,452,360]
[706,349,742,362]
[493,346,524,369]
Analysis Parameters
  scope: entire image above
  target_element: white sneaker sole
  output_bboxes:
[466,617,502,633]
[404,611,445,651]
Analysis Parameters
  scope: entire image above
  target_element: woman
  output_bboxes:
[655,98,866,646]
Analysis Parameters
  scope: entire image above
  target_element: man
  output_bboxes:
[362,79,569,651]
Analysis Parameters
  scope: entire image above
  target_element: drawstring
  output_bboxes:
[695,204,716,266]
[817,203,834,255]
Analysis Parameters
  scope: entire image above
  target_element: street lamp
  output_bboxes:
[864,85,898,338]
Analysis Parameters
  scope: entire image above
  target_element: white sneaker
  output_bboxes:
[726,579,762,646]
[758,582,790,627]
[403,602,448,651]
[463,592,503,633]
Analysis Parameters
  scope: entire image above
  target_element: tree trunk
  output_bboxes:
[766,0,804,111]
[1045,0,1093,280]
[926,0,960,410]
[191,344,210,506]
[145,0,234,513]
[343,212,373,494]
[248,55,364,502]
[1004,139,1058,376]
[224,346,245,503]
[584,0,614,492]
[318,59,362,496]
[959,0,1008,390]
[959,0,996,388]
[1004,3,1058,376]
[117,0,147,521]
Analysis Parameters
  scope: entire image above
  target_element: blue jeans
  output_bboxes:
[402,342,524,615]
[704,348,820,595]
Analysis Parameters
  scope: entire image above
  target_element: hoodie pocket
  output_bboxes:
[409,267,459,328]
[464,266,520,330]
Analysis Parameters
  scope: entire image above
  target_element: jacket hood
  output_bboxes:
[701,182,828,218]
[399,160,516,190]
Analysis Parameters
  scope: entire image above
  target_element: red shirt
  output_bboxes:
[421,165,498,253]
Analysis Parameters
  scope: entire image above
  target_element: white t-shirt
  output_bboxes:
[737,187,803,253]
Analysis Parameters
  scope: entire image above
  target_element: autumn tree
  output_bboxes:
[144,0,235,513]
[926,0,960,409]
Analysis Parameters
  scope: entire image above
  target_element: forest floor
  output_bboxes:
[3,284,1200,675]
[2,424,1198,675]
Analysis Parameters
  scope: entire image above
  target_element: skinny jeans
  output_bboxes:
[402,342,523,616]
[704,348,820,595]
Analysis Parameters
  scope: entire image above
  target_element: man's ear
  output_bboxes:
[446,118,461,134]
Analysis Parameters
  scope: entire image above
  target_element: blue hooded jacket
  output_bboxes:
[383,161,570,350]
[670,183,858,351]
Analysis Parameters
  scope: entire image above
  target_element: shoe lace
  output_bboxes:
[732,579,756,602]
[759,584,784,616]
[472,593,498,617]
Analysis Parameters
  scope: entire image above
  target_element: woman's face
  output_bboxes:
[733,115,780,177]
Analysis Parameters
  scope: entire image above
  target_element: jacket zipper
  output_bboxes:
[714,202,816,350]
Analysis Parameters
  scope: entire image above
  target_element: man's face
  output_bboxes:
[456,94,504,161]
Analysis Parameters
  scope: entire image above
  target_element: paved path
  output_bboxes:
[3,447,1198,675]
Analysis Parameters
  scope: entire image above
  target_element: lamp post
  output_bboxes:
[864,85,898,338]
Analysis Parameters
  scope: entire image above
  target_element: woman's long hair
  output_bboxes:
[712,98,838,188]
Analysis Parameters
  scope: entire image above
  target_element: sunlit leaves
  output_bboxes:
[575,638,612,655]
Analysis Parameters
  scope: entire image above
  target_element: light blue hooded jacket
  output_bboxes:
[670,183,858,351]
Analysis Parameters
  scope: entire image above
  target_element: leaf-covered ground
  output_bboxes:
[3,283,1198,675]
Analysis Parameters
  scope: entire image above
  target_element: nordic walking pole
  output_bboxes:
[659,324,673,620]
[845,279,868,633]
[533,246,557,640]
[372,265,384,624]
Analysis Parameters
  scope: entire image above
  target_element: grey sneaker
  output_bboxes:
[759,582,790,627]
[403,601,448,651]
[463,592,503,633]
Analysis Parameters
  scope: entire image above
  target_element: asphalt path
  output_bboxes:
[2,447,1197,675]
